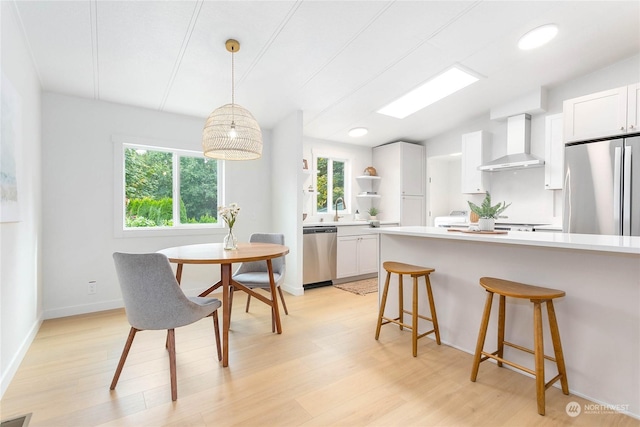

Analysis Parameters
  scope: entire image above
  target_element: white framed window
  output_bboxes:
[314,155,350,214]
[113,135,225,237]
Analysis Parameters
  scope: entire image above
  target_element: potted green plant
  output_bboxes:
[467,192,511,231]
[367,206,380,220]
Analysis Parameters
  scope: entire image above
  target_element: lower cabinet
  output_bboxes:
[336,234,378,279]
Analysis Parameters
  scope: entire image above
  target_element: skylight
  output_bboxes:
[377,66,480,119]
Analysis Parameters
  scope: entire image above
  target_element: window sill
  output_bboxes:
[115,225,227,238]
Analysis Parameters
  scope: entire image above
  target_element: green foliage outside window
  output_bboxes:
[124,147,219,227]
[316,157,328,211]
[316,157,346,213]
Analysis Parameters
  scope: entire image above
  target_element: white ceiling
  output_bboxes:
[11,0,640,147]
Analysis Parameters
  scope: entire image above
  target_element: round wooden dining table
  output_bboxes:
[157,242,289,367]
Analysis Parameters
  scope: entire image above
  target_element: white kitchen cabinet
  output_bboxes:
[336,236,359,278]
[373,141,425,225]
[544,113,564,190]
[628,83,640,132]
[336,233,378,279]
[563,83,639,143]
[461,130,491,194]
[401,195,424,226]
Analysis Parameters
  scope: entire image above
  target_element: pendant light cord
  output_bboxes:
[231,47,235,124]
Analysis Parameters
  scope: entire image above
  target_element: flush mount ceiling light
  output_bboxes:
[202,39,262,160]
[348,127,368,137]
[518,24,558,50]
[377,66,480,119]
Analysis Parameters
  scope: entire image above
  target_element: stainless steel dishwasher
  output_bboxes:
[303,226,337,287]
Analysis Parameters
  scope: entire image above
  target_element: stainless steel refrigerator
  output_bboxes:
[563,135,640,235]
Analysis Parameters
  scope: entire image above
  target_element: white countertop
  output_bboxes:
[373,226,640,254]
[303,220,397,227]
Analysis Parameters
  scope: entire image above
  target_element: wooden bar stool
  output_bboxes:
[470,277,569,415]
[375,261,441,357]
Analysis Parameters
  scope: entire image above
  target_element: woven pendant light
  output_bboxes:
[202,39,262,160]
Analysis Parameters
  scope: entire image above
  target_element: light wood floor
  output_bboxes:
[1,286,637,427]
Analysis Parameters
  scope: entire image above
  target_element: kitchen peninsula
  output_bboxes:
[373,226,640,417]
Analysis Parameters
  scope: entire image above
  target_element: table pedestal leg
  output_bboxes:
[221,263,231,367]
[267,260,282,334]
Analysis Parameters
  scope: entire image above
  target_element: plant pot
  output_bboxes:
[370,216,377,220]
[478,218,495,232]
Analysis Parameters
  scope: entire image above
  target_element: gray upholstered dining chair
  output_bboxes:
[110,252,222,401]
[231,233,288,331]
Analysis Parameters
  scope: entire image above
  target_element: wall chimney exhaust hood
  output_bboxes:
[478,114,544,171]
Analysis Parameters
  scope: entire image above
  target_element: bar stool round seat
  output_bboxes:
[470,277,569,416]
[375,261,440,357]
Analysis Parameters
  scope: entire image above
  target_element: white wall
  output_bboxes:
[272,111,304,295]
[425,54,640,225]
[0,2,43,397]
[40,93,273,318]
[302,137,373,221]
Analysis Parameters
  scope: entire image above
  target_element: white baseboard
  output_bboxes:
[43,299,124,319]
[1,314,42,399]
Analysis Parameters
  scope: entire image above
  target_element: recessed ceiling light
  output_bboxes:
[518,24,558,50]
[377,66,480,119]
[348,127,368,137]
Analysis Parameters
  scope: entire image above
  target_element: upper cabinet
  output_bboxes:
[373,141,425,225]
[400,143,424,195]
[564,83,639,143]
[461,130,491,194]
[373,142,424,196]
[544,113,564,190]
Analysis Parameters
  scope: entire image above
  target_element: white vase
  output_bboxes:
[370,215,377,220]
[478,218,495,232]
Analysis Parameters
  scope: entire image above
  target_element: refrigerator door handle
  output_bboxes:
[623,146,632,235]
[613,147,622,234]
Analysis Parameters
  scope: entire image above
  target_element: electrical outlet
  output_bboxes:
[88,281,97,295]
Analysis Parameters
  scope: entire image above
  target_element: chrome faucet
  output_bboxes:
[334,197,346,222]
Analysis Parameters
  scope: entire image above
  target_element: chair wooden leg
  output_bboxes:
[412,276,419,357]
[547,300,569,395]
[533,301,545,415]
[167,329,177,401]
[277,287,289,315]
[425,274,441,345]
[271,304,276,333]
[229,285,235,313]
[212,311,222,361]
[375,272,392,340]
[111,327,137,390]
[497,295,506,367]
[471,291,494,382]
[398,274,404,331]
[245,294,252,312]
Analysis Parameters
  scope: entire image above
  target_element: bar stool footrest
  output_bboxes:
[416,330,436,339]
[481,351,536,376]
[401,309,435,324]
[503,341,558,363]
[545,373,565,391]
[381,317,411,330]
